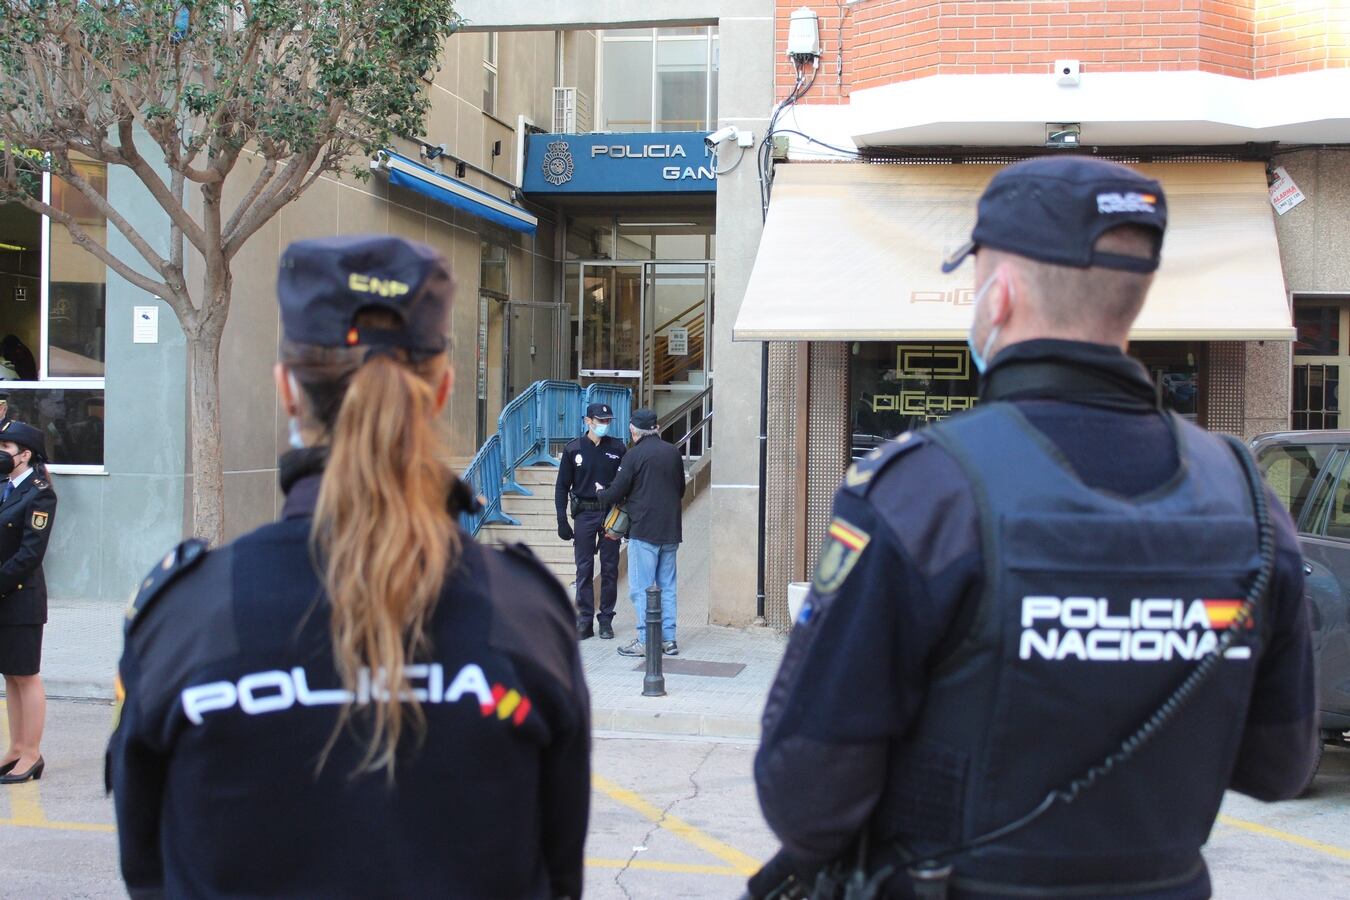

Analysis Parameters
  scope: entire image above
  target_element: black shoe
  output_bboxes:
[0,756,43,784]
[598,622,614,640]
[0,758,16,777]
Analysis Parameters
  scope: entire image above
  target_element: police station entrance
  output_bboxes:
[523,131,716,420]
[566,258,712,418]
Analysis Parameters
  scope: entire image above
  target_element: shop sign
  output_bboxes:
[1268,166,1305,216]
[523,132,717,195]
[667,327,689,356]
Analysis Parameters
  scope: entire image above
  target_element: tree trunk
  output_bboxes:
[187,318,227,546]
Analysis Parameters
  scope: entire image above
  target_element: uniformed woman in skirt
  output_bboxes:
[108,236,592,898]
[0,420,56,785]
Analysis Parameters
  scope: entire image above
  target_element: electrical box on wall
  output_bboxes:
[1056,59,1082,86]
[787,7,821,60]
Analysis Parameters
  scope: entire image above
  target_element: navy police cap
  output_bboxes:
[942,157,1167,275]
[0,420,46,461]
[278,234,453,356]
[586,403,614,420]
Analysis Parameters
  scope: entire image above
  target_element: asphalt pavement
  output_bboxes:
[4,699,1350,898]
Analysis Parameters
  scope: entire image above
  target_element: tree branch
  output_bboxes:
[47,151,179,290]
[223,154,277,239]
[115,116,211,253]
[8,191,181,314]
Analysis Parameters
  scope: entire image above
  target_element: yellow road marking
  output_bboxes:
[1218,814,1350,862]
[585,857,741,876]
[592,773,761,876]
[0,817,115,833]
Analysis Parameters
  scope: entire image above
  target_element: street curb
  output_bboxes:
[592,706,760,740]
[42,679,114,702]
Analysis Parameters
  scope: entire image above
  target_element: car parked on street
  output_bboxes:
[1252,430,1350,786]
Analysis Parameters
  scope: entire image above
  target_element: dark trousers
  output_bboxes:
[573,509,619,625]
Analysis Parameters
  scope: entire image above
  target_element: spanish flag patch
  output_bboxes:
[812,517,871,595]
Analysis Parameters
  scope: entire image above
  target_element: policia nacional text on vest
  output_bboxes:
[750,403,1274,900]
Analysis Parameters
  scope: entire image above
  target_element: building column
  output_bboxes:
[709,4,776,627]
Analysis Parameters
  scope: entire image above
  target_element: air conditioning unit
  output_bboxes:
[552,88,591,134]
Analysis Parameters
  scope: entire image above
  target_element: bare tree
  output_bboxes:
[0,0,460,543]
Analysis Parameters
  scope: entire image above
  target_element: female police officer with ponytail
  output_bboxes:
[107,236,591,898]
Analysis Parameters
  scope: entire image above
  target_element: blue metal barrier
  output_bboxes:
[458,434,519,534]
[538,380,586,457]
[583,384,633,438]
[497,383,543,495]
[463,380,633,538]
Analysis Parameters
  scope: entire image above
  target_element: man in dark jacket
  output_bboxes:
[752,157,1317,899]
[597,408,686,656]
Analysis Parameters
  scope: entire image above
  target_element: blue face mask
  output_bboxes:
[592,422,610,438]
[967,274,1003,375]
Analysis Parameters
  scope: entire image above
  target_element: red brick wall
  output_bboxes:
[775,0,1347,99]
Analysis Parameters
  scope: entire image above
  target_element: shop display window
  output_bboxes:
[849,341,979,460]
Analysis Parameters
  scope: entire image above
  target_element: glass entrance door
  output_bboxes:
[645,263,710,418]
[579,264,643,395]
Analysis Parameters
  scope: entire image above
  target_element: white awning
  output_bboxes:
[733,161,1293,342]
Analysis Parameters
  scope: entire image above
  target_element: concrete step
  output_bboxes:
[481,523,563,544]
[511,465,562,486]
[500,493,563,516]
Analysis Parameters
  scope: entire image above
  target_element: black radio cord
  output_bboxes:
[912,432,1276,868]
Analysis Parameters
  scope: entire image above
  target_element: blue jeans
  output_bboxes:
[627,539,678,643]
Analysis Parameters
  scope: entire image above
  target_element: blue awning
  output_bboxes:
[373,151,537,235]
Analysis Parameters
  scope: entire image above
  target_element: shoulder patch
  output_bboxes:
[843,431,927,497]
[125,539,210,632]
[811,517,872,597]
[32,478,50,491]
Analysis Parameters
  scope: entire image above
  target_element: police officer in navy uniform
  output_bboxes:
[107,235,591,898]
[0,421,56,784]
[556,403,625,639]
[752,158,1318,899]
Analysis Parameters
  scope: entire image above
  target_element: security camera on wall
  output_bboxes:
[705,126,739,148]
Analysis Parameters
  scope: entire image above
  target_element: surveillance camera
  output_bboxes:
[423,143,447,160]
[705,126,738,148]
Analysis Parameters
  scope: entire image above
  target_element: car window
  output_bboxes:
[1259,443,1336,530]
[1319,451,1350,539]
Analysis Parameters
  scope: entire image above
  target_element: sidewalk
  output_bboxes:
[32,486,789,741]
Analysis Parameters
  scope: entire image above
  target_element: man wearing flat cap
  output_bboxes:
[751,157,1317,899]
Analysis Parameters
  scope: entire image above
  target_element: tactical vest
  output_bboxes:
[884,403,1265,896]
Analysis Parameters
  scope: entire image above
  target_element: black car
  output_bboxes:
[1252,430,1350,779]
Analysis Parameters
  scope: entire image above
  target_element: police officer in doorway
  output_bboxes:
[752,158,1318,899]
[556,402,625,639]
[107,235,591,898]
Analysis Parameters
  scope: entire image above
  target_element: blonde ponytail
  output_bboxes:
[288,333,459,778]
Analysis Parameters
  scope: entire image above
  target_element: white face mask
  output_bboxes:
[287,373,307,450]
[967,273,1003,374]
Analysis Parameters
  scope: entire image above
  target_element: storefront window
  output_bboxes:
[0,160,106,467]
[1130,342,1202,421]
[1293,364,1339,430]
[850,341,979,459]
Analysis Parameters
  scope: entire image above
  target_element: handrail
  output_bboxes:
[658,385,713,464]
[652,299,705,335]
[460,379,632,538]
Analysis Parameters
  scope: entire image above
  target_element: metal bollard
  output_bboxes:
[643,584,665,697]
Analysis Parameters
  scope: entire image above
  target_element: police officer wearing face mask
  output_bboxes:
[0,420,55,785]
[556,404,626,639]
[751,158,1318,899]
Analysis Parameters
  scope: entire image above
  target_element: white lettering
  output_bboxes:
[445,663,494,709]
[292,667,354,706]
[1181,600,1211,630]
[1141,599,1174,630]
[1086,630,1123,661]
[237,670,295,716]
[182,681,237,725]
[1020,628,1058,660]
[1061,597,1096,629]
[663,166,680,180]
[1054,629,1087,660]
[1022,596,1061,627]
[1130,631,1164,662]
[404,664,431,703]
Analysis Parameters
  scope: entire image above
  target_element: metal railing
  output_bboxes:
[459,380,633,536]
[458,434,519,534]
[659,385,713,464]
